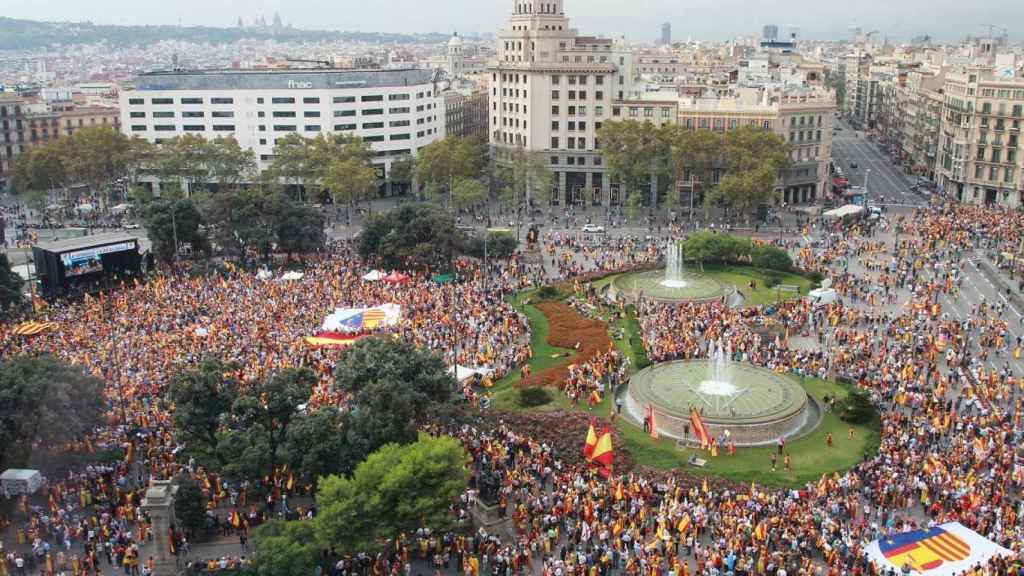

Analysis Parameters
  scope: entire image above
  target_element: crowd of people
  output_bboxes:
[2,204,1024,575]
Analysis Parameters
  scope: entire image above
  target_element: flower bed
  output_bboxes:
[481,410,633,472]
[518,301,613,390]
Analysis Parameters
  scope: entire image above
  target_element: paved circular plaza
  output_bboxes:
[625,359,816,445]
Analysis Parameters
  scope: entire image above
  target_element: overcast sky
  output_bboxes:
[4,0,1021,43]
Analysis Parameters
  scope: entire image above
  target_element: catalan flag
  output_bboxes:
[12,320,58,336]
[878,526,970,572]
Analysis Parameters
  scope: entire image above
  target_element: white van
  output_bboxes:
[807,287,839,309]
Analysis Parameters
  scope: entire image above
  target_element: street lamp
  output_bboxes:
[864,169,871,205]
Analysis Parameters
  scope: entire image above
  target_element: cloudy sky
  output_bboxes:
[4,0,1021,42]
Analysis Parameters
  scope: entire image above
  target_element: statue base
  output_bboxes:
[470,497,515,541]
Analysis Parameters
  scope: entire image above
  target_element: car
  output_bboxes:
[582,223,606,233]
[835,127,843,131]
[123,223,141,230]
[456,224,476,233]
[850,162,858,169]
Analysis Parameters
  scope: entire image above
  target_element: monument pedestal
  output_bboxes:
[470,497,515,541]
[141,480,179,576]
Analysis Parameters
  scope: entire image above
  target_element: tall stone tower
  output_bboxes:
[447,32,465,80]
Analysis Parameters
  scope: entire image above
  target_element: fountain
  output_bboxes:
[661,243,689,288]
[610,240,736,304]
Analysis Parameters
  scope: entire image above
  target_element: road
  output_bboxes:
[830,118,926,208]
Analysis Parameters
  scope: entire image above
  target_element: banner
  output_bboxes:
[865,522,1013,576]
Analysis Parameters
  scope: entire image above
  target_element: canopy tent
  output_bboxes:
[256,269,273,280]
[1,469,43,497]
[279,271,304,281]
[822,204,865,219]
[74,203,95,213]
[384,271,411,284]
[320,304,402,333]
[362,270,385,282]
[865,522,1012,576]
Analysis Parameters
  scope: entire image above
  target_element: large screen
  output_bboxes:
[60,240,136,277]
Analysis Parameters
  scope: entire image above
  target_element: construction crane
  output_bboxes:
[285,58,333,68]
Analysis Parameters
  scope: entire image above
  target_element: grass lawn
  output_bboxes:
[615,376,881,488]
[701,264,817,306]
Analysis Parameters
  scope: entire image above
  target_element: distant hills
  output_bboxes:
[0,17,452,51]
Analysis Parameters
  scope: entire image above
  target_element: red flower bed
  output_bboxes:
[518,301,613,390]
[482,410,633,472]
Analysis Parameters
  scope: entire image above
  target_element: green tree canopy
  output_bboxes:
[284,408,348,485]
[173,476,208,538]
[314,435,470,553]
[333,337,453,402]
[358,203,463,271]
[597,120,671,207]
[0,253,25,316]
[751,244,793,271]
[168,358,239,468]
[273,196,326,259]
[0,356,106,471]
[415,136,486,202]
[251,519,320,576]
[142,198,206,263]
[265,133,376,203]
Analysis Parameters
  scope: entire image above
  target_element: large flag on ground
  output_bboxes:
[591,425,614,476]
[690,408,711,449]
[865,522,1012,576]
[647,404,659,439]
[583,418,598,460]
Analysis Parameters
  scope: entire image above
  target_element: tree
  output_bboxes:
[284,409,348,485]
[143,198,206,263]
[333,337,453,402]
[451,178,488,209]
[597,120,671,209]
[358,204,463,271]
[314,435,470,553]
[707,126,791,221]
[153,135,256,197]
[251,519,319,576]
[751,244,793,271]
[497,148,553,217]
[322,157,378,207]
[415,136,486,203]
[206,186,275,263]
[680,232,752,270]
[0,356,106,471]
[0,254,25,316]
[668,128,721,213]
[273,196,325,260]
[168,358,239,468]
[173,477,208,539]
[387,155,415,196]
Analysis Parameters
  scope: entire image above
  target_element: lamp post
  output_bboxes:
[864,169,871,205]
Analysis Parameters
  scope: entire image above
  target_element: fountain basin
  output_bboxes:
[625,360,817,446]
[612,270,735,303]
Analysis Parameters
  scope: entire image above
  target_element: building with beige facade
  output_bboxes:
[937,67,1024,207]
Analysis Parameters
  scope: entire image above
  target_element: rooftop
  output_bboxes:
[132,67,441,91]
[36,232,139,254]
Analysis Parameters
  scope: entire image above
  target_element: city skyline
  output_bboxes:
[2,0,1021,43]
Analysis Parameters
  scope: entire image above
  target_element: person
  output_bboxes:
[783,452,792,471]
[770,453,777,471]
[826,433,833,447]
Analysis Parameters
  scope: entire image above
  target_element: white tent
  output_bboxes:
[448,365,495,383]
[865,522,1013,576]
[1,469,42,497]
[110,203,132,214]
[74,203,95,213]
[362,270,385,281]
[256,269,273,280]
[279,271,304,281]
[822,204,864,219]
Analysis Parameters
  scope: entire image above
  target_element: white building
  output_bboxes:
[488,0,636,205]
[119,67,446,180]
[447,33,466,80]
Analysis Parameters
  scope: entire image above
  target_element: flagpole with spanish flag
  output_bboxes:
[583,418,598,460]
[647,404,659,441]
[591,424,614,478]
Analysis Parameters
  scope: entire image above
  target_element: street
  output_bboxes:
[830,118,926,208]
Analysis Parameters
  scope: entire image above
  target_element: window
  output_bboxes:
[629,107,638,117]
[128,98,144,105]
[154,125,175,131]
[303,97,320,104]
[362,122,385,129]
[552,121,560,130]
[361,95,384,102]
[577,137,585,149]
[1006,168,1016,183]
[211,97,234,105]
[612,106,621,117]
[567,156,576,165]
[552,106,560,115]
[390,133,411,141]
[363,109,384,116]
[579,121,587,131]
[182,111,204,118]
[273,125,297,132]
[388,94,411,101]
[334,110,356,117]
[183,125,205,131]
[304,111,321,118]
[334,124,356,131]
[130,112,146,118]
[305,125,321,132]
[130,125,146,131]
[272,97,296,104]
[390,120,411,127]
[211,111,234,118]
[552,90,560,100]
[595,91,603,100]
[596,76,604,86]
[551,75,561,85]
[259,139,267,145]
[153,111,174,118]
[551,137,559,149]
[151,98,173,105]
[334,96,356,104]
[661,108,671,118]
[181,98,203,105]
[568,121,576,131]
[364,135,385,142]
[212,125,236,132]
[258,111,266,118]
[273,111,296,118]
[389,107,410,114]
[257,98,264,104]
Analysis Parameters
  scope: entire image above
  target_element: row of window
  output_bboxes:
[973,164,1017,183]
[130,111,234,118]
[551,90,605,101]
[127,93,431,107]
[134,125,237,132]
[550,155,603,167]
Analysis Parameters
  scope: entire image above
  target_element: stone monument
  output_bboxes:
[140,480,179,576]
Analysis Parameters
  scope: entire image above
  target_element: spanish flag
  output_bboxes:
[230,511,241,529]
[583,418,598,460]
[690,408,711,449]
[168,527,177,555]
[647,404,659,440]
[591,425,614,476]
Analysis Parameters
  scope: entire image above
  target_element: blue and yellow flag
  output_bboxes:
[879,526,970,572]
